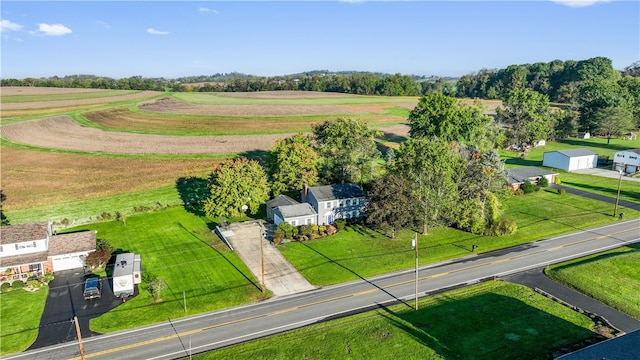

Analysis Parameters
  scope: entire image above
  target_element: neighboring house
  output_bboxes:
[542,149,598,171]
[556,329,640,360]
[507,167,557,191]
[266,194,299,223]
[272,203,318,226]
[0,222,96,283]
[612,149,640,174]
[303,183,366,225]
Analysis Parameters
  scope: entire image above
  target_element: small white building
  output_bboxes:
[542,149,598,172]
[612,149,640,174]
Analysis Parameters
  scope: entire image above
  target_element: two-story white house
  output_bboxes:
[612,149,640,174]
[303,183,366,225]
[0,222,96,283]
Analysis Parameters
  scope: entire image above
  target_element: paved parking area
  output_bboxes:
[28,269,134,349]
[220,220,315,296]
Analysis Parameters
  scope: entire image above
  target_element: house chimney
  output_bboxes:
[303,183,308,202]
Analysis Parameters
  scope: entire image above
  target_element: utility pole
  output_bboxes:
[73,316,85,360]
[257,222,265,294]
[412,233,419,310]
[613,168,623,217]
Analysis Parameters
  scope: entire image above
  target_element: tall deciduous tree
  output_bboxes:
[204,158,269,218]
[313,118,381,183]
[268,134,319,196]
[391,138,463,235]
[408,93,493,147]
[496,88,555,145]
[594,107,634,144]
[365,173,416,238]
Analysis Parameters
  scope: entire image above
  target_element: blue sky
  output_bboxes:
[1,1,638,79]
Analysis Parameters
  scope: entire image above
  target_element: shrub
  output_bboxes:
[42,272,54,283]
[488,218,518,236]
[318,225,327,233]
[554,176,561,185]
[27,279,42,289]
[272,233,282,244]
[299,225,314,237]
[11,280,25,290]
[538,176,549,187]
[310,224,319,234]
[557,188,566,195]
[521,180,536,194]
[334,219,347,230]
[1,282,11,292]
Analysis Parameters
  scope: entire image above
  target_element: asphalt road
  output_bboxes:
[3,218,639,360]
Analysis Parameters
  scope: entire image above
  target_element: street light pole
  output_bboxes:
[613,168,623,217]
[412,233,418,310]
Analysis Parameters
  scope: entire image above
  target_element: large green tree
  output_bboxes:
[204,158,269,218]
[0,190,9,226]
[313,118,381,183]
[496,88,555,145]
[365,173,416,239]
[268,134,319,196]
[593,107,634,144]
[391,138,463,235]
[577,80,633,132]
[408,93,493,147]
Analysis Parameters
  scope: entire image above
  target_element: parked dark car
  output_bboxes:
[83,277,102,300]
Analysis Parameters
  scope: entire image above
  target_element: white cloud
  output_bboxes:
[34,23,72,36]
[199,7,219,14]
[0,19,23,32]
[147,28,169,35]
[551,0,612,8]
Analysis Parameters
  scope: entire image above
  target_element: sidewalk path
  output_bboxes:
[221,220,315,297]
[505,269,640,334]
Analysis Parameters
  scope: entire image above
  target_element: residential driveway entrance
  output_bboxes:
[220,220,315,296]
[28,269,133,349]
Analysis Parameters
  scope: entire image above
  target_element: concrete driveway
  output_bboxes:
[220,220,315,296]
[28,269,134,349]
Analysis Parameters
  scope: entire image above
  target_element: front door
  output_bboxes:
[327,215,333,224]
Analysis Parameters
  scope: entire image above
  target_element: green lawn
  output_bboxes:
[0,288,49,356]
[68,207,265,333]
[201,281,603,360]
[279,189,638,286]
[545,243,640,319]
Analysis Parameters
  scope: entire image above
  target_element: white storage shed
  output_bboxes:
[612,149,640,174]
[542,149,598,172]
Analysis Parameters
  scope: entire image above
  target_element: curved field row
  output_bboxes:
[1,90,161,110]
[0,116,296,155]
[85,104,406,134]
[138,96,403,116]
[1,116,410,155]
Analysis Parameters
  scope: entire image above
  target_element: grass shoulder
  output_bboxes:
[545,243,640,319]
[202,281,604,360]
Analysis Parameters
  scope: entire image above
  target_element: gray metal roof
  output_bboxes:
[507,166,557,185]
[308,183,365,201]
[275,203,317,219]
[555,148,597,157]
[556,329,640,360]
[266,194,299,209]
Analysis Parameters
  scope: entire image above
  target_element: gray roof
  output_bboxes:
[618,148,640,155]
[0,222,50,244]
[555,148,597,157]
[556,329,640,360]
[507,166,557,185]
[308,183,365,201]
[275,203,317,219]
[266,194,299,209]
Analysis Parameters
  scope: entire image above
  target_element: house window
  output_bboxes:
[326,202,332,209]
[306,218,312,225]
[345,199,351,206]
[290,220,298,226]
[30,264,41,272]
[353,198,359,205]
